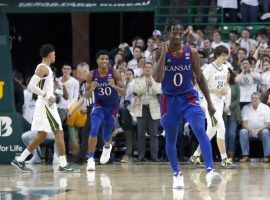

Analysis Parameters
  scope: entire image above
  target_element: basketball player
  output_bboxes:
[153,20,222,189]
[190,45,236,168]
[190,45,237,169]
[85,50,126,171]
[11,44,77,173]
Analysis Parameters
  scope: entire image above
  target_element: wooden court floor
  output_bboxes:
[0,162,270,200]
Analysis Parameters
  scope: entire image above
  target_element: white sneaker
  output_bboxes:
[86,158,95,171]
[206,170,222,188]
[173,173,184,189]
[100,144,112,164]
[260,12,270,20]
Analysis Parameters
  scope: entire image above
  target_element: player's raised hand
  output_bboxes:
[161,42,167,55]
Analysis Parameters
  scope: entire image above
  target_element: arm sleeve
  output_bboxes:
[27,74,46,97]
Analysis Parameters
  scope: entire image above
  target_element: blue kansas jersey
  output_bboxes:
[162,44,194,95]
[93,67,119,106]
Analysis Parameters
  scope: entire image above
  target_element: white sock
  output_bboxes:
[16,149,31,162]
[221,153,227,160]
[193,150,201,157]
[59,156,67,167]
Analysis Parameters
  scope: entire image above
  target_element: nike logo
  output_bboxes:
[17,162,23,168]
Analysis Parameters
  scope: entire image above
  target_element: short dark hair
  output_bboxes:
[198,50,206,58]
[133,46,142,52]
[237,47,247,55]
[39,44,55,58]
[95,50,109,60]
[126,68,134,75]
[258,28,268,36]
[214,45,229,58]
[166,19,184,32]
[241,58,250,64]
[229,30,238,35]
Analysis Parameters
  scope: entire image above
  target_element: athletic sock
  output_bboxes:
[16,149,31,162]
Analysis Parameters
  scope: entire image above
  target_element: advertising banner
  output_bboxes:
[0,113,25,163]
[0,0,157,12]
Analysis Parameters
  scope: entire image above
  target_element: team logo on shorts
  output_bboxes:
[0,116,12,137]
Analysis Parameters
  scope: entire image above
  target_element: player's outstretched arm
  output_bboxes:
[191,49,216,116]
[153,42,166,83]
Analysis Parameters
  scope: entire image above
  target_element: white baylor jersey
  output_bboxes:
[203,63,228,102]
[35,63,54,100]
[31,63,62,133]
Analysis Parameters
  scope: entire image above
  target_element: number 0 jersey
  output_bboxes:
[93,67,119,106]
[162,44,194,95]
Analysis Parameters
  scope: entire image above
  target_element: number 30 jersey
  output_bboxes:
[162,44,194,95]
[203,63,228,102]
[93,67,119,106]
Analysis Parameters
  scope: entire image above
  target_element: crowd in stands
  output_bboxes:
[13,22,270,164]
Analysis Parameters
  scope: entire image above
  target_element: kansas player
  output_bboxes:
[85,50,126,171]
[153,21,222,189]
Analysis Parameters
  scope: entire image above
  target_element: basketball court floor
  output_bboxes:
[0,162,269,200]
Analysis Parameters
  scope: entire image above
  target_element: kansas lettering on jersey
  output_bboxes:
[162,44,193,95]
[93,67,119,106]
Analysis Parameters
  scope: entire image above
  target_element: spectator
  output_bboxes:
[13,70,24,114]
[109,42,133,63]
[260,0,270,20]
[224,68,241,161]
[203,37,214,63]
[211,29,230,51]
[227,30,239,48]
[127,46,142,70]
[235,58,260,108]
[134,56,145,78]
[144,37,155,61]
[152,29,162,40]
[240,0,259,22]
[255,55,270,74]
[232,48,247,73]
[217,0,239,23]
[239,92,270,163]
[22,130,58,164]
[260,60,270,94]
[57,64,80,157]
[119,69,136,163]
[131,62,161,162]
[22,77,35,124]
[236,29,257,55]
